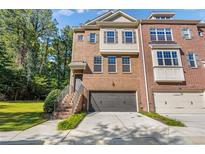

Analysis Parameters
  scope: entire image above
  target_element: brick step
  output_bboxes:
[57,106,72,110]
[57,104,72,108]
[53,112,72,119]
[55,108,72,112]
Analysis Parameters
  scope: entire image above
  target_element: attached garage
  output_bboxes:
[89,91,138,112]
[154,92,205,114]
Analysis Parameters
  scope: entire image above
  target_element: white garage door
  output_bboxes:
[154,92,205,114]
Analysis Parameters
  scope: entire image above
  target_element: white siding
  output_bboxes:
[153,67,185,82]
[151,49,185,82]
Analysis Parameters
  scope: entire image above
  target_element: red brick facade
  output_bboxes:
[71,12,205,112]
[140,22,205,111]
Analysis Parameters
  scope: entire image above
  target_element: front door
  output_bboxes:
[74,74,83,91]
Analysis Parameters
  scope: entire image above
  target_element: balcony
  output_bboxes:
[153,66,185,82]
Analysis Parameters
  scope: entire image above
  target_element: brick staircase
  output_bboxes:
[52,84,86,119]
[53,92,74,119]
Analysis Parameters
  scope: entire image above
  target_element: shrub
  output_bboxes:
[43,89,61,113]
[58,112,87,130]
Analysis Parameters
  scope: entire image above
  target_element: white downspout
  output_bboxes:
[139,21,150,112]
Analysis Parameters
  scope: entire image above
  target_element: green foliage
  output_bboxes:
[140,111,185,127]
[58,112,87,130]
[32,75,50,99]
[0,10,73,101]
[43,89,61,113]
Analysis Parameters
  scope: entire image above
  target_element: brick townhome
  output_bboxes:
[64,10,205,115]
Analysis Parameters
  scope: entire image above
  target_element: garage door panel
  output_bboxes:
[154,92,205,114]
[89,92,137,112]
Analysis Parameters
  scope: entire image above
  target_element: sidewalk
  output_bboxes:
[0,120,70,145]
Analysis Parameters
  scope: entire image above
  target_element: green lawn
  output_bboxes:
[140,111,185,127]
[0,101,47,131]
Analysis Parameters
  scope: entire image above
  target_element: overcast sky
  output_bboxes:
[52,9,205,29]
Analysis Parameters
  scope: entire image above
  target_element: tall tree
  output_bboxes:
[0,9,73,100]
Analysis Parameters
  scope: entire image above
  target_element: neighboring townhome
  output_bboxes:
[139,12,205,113]
[54,10,205,118]
[69,10,141,112]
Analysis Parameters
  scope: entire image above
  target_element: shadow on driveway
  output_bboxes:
[59,112,190,145]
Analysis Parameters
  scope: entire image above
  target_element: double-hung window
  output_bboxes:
[165,28,173,41]
[157,29,165,41]
[78,35,84,41]
[89,33,96,43]
[124,31,133,43]
[181,28,191,39]
[150,28,173,41]
[156,51,179,66]
[187,52,197,68]
[106,31,115,43]
[122,57,131,72]
[108,56,116,73]
[150,28,157,41]
[198,31,203,37]
[157,51,164,65]
[94,56,102,72]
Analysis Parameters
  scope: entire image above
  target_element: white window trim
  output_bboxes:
[182,28,191,39]
[123,31,134,44]
[106,31,115,43]
[108,56,117,73]
[93,56,103,73]
[122,56,131,73]
[152,49,182,67]
[89,33,96,43]
[150,28,174,41]
[188,52,198,68]
[199,31,203,37]
[78,35,84,41]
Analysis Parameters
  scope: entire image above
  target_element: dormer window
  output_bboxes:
[148,12,175,20]
[155,16,171,20]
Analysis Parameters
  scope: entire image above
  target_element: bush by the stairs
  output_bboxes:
[43,89,61,113]
[58,112,87,130]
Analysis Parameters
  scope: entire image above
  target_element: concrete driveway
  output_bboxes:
[2,112,205,145]
[163,114,205,129]
[162,114,205,144]
[59,112,191,145]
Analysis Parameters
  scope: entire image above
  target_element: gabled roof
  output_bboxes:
[84,10,137,26]
[101,10,137,22]
[84,10,114,25]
